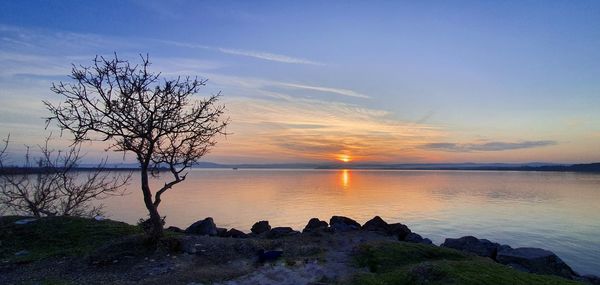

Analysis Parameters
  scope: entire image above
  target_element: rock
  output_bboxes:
[581,274,600,285]
[165,226,184,233]
[329,216,361,232]
[216,227,228,237]
[441,236,501,259]
[496,247,576,279]
[185,217,218,236]
[258,249,283,263]
[267,227,300,238]
[251,220,271,235]
[226,228,249,238]
[362,216,389,232]
[388,223,412,240]
[14,218,37,225]
[303,218,328,232]
[404,233,433,244]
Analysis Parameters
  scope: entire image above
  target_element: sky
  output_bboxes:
[0,0,599,164]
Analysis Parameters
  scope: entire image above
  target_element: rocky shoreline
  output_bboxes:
[2,215,599,285]
[168,215,599,284]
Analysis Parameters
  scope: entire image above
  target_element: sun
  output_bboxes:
[338,154,351,163]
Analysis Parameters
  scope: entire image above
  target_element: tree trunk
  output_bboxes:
[140,165,163,242]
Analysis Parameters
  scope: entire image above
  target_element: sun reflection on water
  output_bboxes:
[341,169,350,188]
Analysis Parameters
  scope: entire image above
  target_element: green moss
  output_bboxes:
[353,241,581,285]
[0,215,141,263]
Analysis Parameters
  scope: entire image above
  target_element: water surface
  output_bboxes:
[101,169,600,275]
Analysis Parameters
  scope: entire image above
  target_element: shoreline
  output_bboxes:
[2,162,600,175]
[1,215,598,284]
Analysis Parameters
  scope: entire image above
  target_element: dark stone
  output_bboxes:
[226,228,249,238]
[388,223,412,240]
[581,274,600,285]
[496,247,576,279]
[258,249,283,263]
[329,216,361,232]
[185,217,218,236]
[216,227,228,237]
[165,226,184,233]
[267,227,300,238]
[404,233,433,244]
[441,236,501,259]
[362,216,389,232]
[303,218,329,233]
[251,220,271,235]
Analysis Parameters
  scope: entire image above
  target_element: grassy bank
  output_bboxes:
[353,242,580,285]
[0,216,141,263]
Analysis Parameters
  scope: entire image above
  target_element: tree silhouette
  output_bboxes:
[0,135,129,217]
[45,54,228,241]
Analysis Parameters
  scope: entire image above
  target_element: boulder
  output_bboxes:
[267,227,300,238]
[362,216,389,232]
[404,233,433,245]
[185,217,218,236]
[165,226,184,233]
[441,236,501,259]
[216,227,228,237]
[226,228,249,238]
[496,247,576,279]
[329,216,361,232]
[303,218,329,232]
[251,220,271,235]
[581,274,600,285]
[388,223,412,240]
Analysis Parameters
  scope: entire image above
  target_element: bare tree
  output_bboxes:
[45,54,228,240]
[0,135,129,217]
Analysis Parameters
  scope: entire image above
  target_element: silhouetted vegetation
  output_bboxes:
[0,135,129,217]
[45,54,228,241]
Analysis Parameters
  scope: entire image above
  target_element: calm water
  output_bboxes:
[101,169,600,275]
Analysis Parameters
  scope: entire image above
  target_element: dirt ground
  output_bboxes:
[0,230,398,285]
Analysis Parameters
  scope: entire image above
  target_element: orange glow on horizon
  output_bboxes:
[338,154,351,163]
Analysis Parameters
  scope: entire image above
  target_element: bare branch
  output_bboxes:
[45,54,228,239]
[0,134,130,217]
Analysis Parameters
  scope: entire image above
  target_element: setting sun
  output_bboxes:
[338,154,351,163]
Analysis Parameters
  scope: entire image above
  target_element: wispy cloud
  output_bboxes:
[421,140,557,152]
[277,82,370,99]
[207,96,442,163]
[162,40,323,65]
[216,47,323,65]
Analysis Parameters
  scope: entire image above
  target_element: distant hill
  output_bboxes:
[4,162,600,173]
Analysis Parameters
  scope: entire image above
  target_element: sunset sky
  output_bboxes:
[0,1,599,164]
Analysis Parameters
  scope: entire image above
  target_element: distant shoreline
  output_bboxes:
[2,162,600,174]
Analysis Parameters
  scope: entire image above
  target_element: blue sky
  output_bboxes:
[0,1,599,163]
